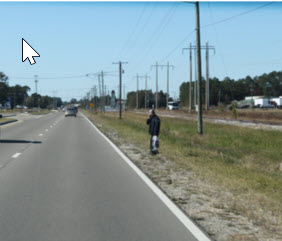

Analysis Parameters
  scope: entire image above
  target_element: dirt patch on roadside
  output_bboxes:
[103,128,281,241]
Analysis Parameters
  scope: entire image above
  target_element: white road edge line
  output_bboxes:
[12,153,21,159]
[81,113,211,241]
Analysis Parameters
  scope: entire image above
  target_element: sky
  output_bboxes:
[0,1,282,101]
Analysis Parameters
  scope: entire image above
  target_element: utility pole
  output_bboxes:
[134,75,151,110]
[204,42,215,110]
[34,75,39,109]
[101,71,104,112]
[156,62,158,109]
[144,75,151,110]
[123,84,126,102]
[94,85,97,112]
[35,75,38,94]
[155,62,158,109]
[183,43,215,111]
[166,62,174,110]
[101,71,104,96]
[98,74,101,98]
[206,42,209,110]
[190,43,193,111]
[145,75,147,110]
[113,61,128,119]
[182,43,193,111]
[196,1,203,134]
[151,62,168,110]
[136,74,139,109]
[194,46,197,108]
[151,62,159,109]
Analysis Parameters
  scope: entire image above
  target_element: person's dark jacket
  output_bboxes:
[146,115,160,136]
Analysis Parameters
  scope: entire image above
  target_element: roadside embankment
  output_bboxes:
[83,110,282,241]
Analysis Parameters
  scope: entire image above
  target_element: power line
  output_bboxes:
[126,3,180,74]
[10,75,87,80]
[123,2,157,60]
[202,2,274,29]
[207,2,229,77]
[114,3,148,61]
[159,30,195,64]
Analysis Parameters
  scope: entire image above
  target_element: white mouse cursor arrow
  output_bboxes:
[22,38,40,65]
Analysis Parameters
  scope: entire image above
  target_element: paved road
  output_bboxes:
[0,111,208,241]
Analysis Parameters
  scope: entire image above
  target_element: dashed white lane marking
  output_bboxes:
[50,126,53,128]
[45,129,48,132]
[35,116,42,119]
[81,113,211,241]
[12,153,21,158]
[39,134,43,136]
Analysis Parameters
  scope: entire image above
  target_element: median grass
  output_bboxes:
[83,110,282,229]
[0,118,16,124]
[28,109,50,115]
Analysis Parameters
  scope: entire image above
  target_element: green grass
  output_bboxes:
[83,110,282,220]
[28,109,50,115]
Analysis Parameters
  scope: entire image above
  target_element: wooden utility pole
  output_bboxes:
[185,44,215,110]
[166,62,174,110]
[119,64,122,117]
[134,75,150,110]
[155,62,158,109]
[101,71,105,111]
[136,74,139,109]
[150,62,159,109]
[98,74,101,98]
[194,47,197,108]
[182,43,194,111]
[206,42,209,110]
[151,62,171,110]
[113,61,128,119]
[196,2,203,134]
[145,74,147,110]
[189,43,193,112]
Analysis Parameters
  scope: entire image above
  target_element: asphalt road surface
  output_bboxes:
[0,111,209,241]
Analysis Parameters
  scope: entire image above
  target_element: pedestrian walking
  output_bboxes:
[146,109,160,154]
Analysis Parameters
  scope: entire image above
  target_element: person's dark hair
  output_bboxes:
[150,109,155,115]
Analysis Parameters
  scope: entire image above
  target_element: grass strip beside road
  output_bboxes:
[83,110,282,220]
[28,110,51,115]
[0,118,16,124]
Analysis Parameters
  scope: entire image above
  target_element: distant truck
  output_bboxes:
[271,97,282,108]
[168,101,179,110]
[254,98,271,108]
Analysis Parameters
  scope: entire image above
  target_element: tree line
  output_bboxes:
[0,72,63,109]
[126,90,172,109]
[180,70,282,107]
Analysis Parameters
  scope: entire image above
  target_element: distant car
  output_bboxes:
[65,108,76,117]
[168,102,179,110]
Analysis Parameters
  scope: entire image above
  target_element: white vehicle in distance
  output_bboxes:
[168,101,179,110]
[65,108,77,117]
